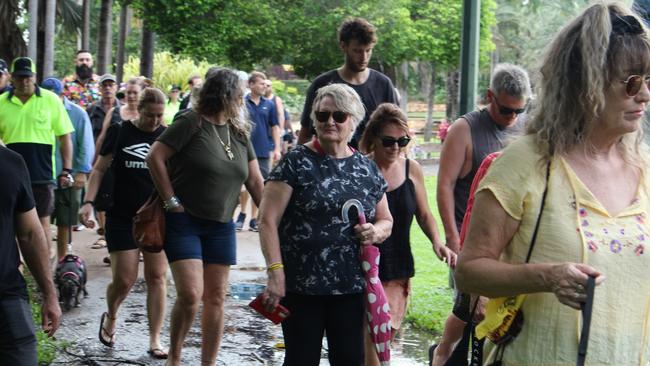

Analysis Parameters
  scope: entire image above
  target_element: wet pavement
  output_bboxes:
[50,223,436,365]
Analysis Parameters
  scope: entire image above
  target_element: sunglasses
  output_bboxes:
[621,75,650,97]
[493,96,526,116]
[381,136,411,147]
[315,111,348,123]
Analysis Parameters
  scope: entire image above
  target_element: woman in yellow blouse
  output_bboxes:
[456,3,650,365]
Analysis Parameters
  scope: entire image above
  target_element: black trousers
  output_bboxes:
[0,296,38,366]
[281,292,365,366]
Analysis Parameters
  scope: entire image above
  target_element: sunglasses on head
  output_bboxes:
[493,96,526,116]
[315,111,348,123]
[621,75,650,97]
[381,136,411,147]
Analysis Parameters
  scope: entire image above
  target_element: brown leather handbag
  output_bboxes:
[132,193,165,253]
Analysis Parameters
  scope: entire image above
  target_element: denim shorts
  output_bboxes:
[164,212,236,265]
[0,296,37,365]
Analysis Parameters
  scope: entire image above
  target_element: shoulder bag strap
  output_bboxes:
[524,160,552,263]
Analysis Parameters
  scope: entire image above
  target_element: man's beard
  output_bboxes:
[76,65,93,80]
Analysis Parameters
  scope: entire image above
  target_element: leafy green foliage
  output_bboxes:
[122,51,212,92]
[493,0,592,71]
[129,0,498,81]
[23,269,68,365]
[131,0,287,70]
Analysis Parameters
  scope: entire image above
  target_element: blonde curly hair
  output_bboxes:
[526,1,650,166]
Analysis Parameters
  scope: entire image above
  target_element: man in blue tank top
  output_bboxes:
[431,63,531,366]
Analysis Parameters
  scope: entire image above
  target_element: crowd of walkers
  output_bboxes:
[1,2,650,365]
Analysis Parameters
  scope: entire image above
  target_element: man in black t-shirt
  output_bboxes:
[0,146,61,365]
[298,18,398,148]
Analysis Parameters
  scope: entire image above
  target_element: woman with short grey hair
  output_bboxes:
[258,83,393,365]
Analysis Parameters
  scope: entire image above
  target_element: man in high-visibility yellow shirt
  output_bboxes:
[0,57,75,260]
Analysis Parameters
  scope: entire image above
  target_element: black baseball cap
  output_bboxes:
[0,59,7,74]
[11,57,36,77]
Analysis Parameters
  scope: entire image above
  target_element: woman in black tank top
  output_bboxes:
[359,103,456,366]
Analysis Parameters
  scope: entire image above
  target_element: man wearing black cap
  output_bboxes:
[0,57,75,259]
[0,59,9,94]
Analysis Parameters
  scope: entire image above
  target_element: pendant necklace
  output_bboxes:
[212,123,234,160]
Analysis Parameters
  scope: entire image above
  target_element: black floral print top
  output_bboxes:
[268,145,388,295]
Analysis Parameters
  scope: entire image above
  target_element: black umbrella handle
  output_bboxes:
[577,275,596,366]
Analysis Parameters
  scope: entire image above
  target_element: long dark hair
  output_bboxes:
[194,67,249,137]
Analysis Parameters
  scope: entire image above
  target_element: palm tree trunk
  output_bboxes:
[28,0,39,60]
[0,0,27,63]
[81,0,90,50]
[97,0,113,74]
[115,2,129,83]
[43,0,56,78]
[140,18,154,78]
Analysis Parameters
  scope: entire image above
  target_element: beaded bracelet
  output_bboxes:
[267,262,284,272]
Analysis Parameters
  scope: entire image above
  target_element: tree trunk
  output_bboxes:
[42,0,56,78]
[139,18,154,78]
[420,62,436,142]
[397,61,408,112]
[36,0,45,83]
[28,0,39,61]
[116,2,129,83]
[0,0,27,64]
[446,69,460,121]
[81,0,90,50]
[97,0,113,74]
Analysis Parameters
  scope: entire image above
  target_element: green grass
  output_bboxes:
[407,111,447,120]
[404,175,454,335]
[24,269,68,365]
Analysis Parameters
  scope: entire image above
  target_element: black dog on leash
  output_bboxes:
[55,254,88,311]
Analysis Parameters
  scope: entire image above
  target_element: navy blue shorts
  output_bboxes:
[164,212,236,265]
[0,296,37,365]
[105,215,138,253]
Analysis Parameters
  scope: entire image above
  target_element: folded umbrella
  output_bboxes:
[342,199,391,365]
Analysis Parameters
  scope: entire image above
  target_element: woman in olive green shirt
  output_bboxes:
[147,68,264,365]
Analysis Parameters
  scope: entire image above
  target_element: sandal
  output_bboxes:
[147,348,168,359]
[97,227,105,236]
[91,238,107,249]
[99,312,116,347]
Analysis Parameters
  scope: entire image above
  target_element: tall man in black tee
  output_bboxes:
[298,18,398,148]
[0,146,61,365]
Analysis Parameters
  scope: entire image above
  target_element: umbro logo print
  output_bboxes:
[122,143,151,160]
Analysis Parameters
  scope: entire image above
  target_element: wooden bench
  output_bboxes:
[410,141,442,165]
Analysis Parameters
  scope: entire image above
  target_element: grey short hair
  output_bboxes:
[310,84,365,130]
[489,63,531,98]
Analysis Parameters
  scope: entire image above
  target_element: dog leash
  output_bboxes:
[577,275,595,366]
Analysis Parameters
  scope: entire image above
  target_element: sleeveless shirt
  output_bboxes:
[377,159,418,281]
[453,109,523,230]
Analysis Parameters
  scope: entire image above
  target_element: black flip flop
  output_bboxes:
[98,312,116,347]
[147,348,168,359]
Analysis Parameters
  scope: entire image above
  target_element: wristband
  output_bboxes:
[82,200,94,207]
[267,262,284,272]
[163,195,181,211]
[61,168,73,174]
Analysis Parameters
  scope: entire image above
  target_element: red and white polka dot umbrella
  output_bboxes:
[342,199,391,365]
